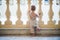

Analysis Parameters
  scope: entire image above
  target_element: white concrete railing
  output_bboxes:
[0,0,60,25]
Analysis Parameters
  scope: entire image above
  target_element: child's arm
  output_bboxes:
[36,13,41,18]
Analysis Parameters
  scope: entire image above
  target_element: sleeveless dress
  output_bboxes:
[29,13,38,33]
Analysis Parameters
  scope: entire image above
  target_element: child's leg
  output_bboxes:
[34,26,37,35]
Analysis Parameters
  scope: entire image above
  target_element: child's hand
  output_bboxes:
[39,13,41,15]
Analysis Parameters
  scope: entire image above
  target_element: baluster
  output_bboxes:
[16,0,22,26]
[38,0,43,27]
[41,0,50,25]
[48,0,55,28]
[0,0,7,25]
[52,0,60,25]
[27,0,31,27]
[20,0,28,25]
[9,0,18,25]
[5,0,12,27]
[49,0,53,22]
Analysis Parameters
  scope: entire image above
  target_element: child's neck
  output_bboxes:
[32,11,35,13]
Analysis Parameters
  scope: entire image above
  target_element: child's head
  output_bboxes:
[31,5,36,11]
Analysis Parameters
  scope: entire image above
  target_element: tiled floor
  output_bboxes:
[0,36,60,40]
